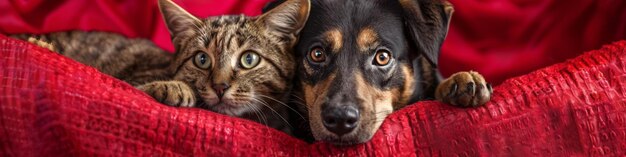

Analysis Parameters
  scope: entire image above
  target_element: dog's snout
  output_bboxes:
[322,105,360,136]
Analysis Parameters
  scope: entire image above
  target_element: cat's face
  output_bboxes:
[158,0,310,116]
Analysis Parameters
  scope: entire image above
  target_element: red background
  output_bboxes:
[1,0,625,84]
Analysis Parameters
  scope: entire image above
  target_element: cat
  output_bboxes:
[12,31,173,86]
[11,0,311,133]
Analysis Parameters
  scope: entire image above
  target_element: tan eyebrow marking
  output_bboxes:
[357,27,379,52]
[325,29,342,53]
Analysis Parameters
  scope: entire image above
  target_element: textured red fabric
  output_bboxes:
[1,0,625,85]
[1,35,626,156]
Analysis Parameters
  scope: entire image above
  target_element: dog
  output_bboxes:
[265,0,492,145]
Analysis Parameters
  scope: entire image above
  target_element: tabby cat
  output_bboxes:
[11,0,311,133]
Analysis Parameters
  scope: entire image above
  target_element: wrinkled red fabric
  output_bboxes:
[1,35,625,156]
[1,0,625,84]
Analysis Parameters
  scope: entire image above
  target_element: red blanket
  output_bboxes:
[1,0,625,84]
[1,35,625,156]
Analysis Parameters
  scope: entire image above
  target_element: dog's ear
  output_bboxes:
[400,0,454,67]
[158,0,201,37]
[257,0,310,45]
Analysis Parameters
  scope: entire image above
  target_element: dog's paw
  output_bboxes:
[435,71,492,107]
[137,81,196,107]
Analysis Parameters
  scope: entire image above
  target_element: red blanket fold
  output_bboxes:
[1,36,625,156]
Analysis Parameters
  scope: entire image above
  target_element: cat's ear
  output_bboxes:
[158,0,201,37]
[257,0,310,43]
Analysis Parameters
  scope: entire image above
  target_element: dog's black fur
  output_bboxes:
[264,0,489,145]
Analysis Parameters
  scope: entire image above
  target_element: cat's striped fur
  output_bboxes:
[11,0,311,133]
[12,31,172,85]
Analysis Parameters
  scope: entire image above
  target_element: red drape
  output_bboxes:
[441,0,626,84]
[0,0,272,55]
[1,0,625,84]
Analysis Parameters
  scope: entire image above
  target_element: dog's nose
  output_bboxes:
[322,105,360,136]
[214,83,230,98]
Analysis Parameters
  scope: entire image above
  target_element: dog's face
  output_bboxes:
[295,0,413,145]
[266,0,453,145]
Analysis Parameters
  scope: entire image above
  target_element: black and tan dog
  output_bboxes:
[266,0,492,145]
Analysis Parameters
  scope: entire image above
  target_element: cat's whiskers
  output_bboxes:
[287,100,309,124]
[288,100,308,111]
[197,101,208,109]
[289,93,312,111]
[247,101,267,126]
[232,92,270,126]
[257,94,305,121]
[243,98,262,121]
[290,93,309,106]
[249,97,292,128]
[291,94,305,102]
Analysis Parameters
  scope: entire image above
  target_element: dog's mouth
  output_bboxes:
[301,68,403,145]
[315,125,376,146]
[309,103,392,145]
[311,117,387,145]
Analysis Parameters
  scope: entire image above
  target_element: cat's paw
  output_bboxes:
[137,81,196,107]
[27,37,56,52]
[435,71,492,107]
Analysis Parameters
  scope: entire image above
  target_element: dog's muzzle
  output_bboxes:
[321,104,360,136]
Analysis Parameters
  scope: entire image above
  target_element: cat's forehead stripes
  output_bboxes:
[203,15,251,38]
[200,15,254,53]
[207,15,248,28]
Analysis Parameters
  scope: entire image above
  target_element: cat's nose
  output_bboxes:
[214,83,230,98]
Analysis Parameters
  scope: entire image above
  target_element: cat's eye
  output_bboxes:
[240,51,260,69]
[194,52,211,69]
[309,47,326,62]
[374,50,391,66]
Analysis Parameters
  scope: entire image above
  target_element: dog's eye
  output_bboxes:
[374,50,391,66]
[309,47,326,62]
[240,51,261,69]
[194,51,211,69]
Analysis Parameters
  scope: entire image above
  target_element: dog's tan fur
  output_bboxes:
[393,65,416,109]
[354,71,394,134]
[302,73,336,139]
[356,27,379,52]
[324,29,343,53]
